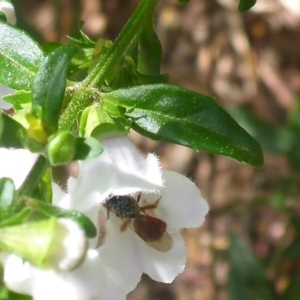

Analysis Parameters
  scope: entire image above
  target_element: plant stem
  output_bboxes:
[59,0,159,131]
[16,155,49,200]
[82,0,159,88]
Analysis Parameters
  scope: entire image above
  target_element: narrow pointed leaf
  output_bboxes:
[138,16,162,75]
[0,21,44,89]
[103,84,264,167]
[32,45,77,133]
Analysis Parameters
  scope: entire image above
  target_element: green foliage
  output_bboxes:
[177,0,190,4]
[228,232,273,300]
[103,84,264,167]
[0,21,44,89]
[2,90,31,111]
[137,16,162,75]
[24,198,97,238]
[73,136,103,161]
[0,1,267,297]
[0,112,25,148]
[46,131,77,166]
[32,45,77,134]
[238,0,257,12]
[228,107,295,155]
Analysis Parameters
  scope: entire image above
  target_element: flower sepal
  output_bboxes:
[80,103,130,139]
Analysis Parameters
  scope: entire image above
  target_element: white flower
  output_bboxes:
[3,250,127,300]
[0,148,126,300]
[55,136,209,293]
[0,148,37,188]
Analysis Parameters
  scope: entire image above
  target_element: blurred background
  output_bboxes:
[8,0,300,299]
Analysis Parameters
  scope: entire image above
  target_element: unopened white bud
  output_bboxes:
[0,218,88,271]
[46,218,88,271]
[0,1,16,25]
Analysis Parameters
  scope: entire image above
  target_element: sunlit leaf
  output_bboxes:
[103,84,264,167]
[0,21,44,89]
[32,45,77,133]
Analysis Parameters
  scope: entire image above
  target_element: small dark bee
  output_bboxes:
[103,193,173,252]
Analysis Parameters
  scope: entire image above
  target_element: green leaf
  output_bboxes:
[229,232,273,300]
[287,142,300,172]
[0,21,44,89]
[32,45,77,133]
[238,0,257,11]
[25,198,96,238]
[42,42,62,54]
[0,112,25,148]
[0,12,7,23]
[67,21,95,47]
[138,16,162,75]
[73,137,103,161]
[68,47,94,76]
[0,178,15,220]
[2,90,31,111]
[228,107,295,155]
[177,0,190,4]
[228,267,252,300]
[288,96,300,131]
[103,84,264,167]
[281,273,300,300]
[0,207,31,227]
[281,236,300,260]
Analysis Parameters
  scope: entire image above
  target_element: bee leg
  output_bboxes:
[120,219,131,232]
[136,192,142,203]
[140,196,162,212]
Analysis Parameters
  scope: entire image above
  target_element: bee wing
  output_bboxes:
[145,231,174,252]
[128,215,173,252]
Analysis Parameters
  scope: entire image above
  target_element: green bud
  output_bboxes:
[46,131,76,166]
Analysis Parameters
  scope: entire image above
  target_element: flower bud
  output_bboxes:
[46,131,77,166]
[0,0,16,25]
[0,218,88,271]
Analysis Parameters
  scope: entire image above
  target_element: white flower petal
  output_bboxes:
[4,250,126,300]
[3,254,33,295]
[139,232,186,282]
[98,212,186,288]
[98,214,144,293]
[66,137,163,212]
[52,182,67,205]
[155,170,209,229]
[0,148,37,189]
[51,137,209,294]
